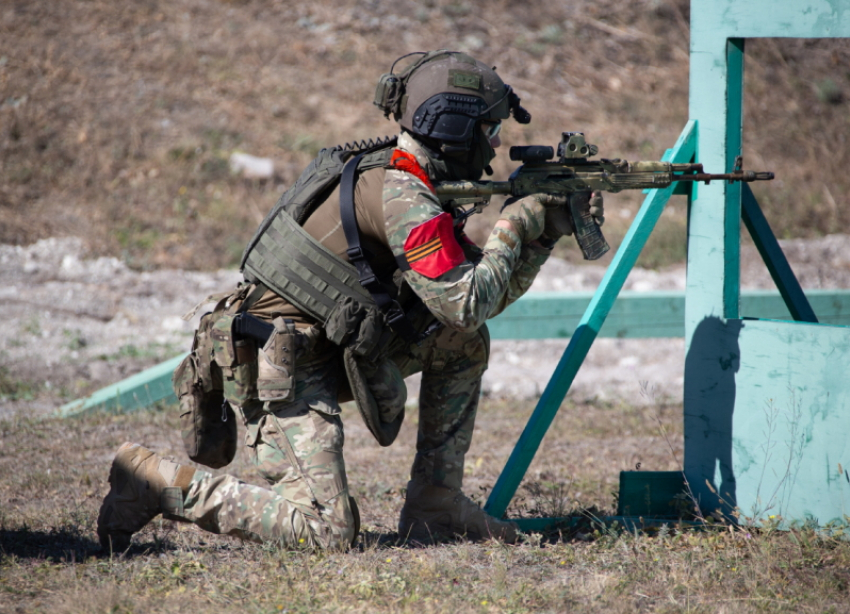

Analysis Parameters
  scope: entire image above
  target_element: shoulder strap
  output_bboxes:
[340,154,421,345]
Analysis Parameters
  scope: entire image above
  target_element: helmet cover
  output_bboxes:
[375,50,523,145]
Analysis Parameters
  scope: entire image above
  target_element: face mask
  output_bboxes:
[465,128,497,180]
[407,129,496,182]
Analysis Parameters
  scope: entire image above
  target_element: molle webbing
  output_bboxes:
[243,211,374,322]
[240,142,396,324]
[240,142,396,274]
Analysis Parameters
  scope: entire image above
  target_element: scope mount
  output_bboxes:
[558,132,599,160]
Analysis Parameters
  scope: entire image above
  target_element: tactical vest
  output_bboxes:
[240,137,442,447]
[240,139,397,325]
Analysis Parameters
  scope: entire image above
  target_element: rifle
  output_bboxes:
[435,132,774,260]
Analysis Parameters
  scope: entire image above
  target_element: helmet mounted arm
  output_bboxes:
[507,88,531,124]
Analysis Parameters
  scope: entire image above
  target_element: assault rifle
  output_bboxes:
[435,132,774,260]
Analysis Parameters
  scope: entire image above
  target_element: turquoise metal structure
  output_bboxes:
[485,0,850,528]
[685,0,850,527]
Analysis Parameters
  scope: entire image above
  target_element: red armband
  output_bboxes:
[402,212,465,278]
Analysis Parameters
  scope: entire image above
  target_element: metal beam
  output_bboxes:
[483,121,698,518]
[741,183,818,323]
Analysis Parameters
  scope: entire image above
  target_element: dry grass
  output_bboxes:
[3,396,850,613]
[4,0,850,272]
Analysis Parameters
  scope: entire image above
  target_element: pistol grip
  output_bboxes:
[569,191,610,260]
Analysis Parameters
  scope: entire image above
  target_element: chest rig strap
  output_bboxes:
[339,153,423,345]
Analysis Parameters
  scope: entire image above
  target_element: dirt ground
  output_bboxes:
[3,233,850,421]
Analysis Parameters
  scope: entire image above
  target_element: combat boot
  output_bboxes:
[398,481,518,543]
[97,442,196,552]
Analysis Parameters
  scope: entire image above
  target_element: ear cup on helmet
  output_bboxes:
[376,50,513,145]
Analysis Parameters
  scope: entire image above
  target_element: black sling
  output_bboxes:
[339,153,430,345]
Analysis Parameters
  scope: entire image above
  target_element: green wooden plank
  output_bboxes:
[742,290,850,325]
[483,121,697,518]
[489,291,686,339]
[486,290,850,340]
[56,289,850,419]
[57,353,186,418]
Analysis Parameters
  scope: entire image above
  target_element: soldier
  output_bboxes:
[97,50,603,551]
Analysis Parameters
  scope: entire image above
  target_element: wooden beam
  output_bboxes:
[742,183,818,323]
[57,288,850,418]
[58,353,186,418]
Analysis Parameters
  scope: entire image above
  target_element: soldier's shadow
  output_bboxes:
[358,530,417,549]
[0,527,101,562]
[0,527,187,560]
[359,529,498,549]
[357,530,569,549]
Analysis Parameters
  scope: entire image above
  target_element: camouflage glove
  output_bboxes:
[499,194,561,244]
[541,191,605,245]
[589,191,604,226]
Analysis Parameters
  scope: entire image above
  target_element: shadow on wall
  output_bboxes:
[684,316,744,521]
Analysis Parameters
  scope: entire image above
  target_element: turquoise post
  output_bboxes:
[484,121,697,518]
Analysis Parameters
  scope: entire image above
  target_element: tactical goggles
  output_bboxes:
[483,121,502,140]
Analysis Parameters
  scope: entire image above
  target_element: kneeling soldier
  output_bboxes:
[97,49,602,551]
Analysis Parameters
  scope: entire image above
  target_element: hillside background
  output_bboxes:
[2,0,849,271]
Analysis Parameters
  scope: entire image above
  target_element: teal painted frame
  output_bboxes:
[483,121,697,517]
[487,0,850,525]
[684,0,850,524]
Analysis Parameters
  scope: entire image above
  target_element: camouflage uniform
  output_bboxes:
[121,129,545,552]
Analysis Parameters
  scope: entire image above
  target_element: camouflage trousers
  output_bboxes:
[175,323,489,550]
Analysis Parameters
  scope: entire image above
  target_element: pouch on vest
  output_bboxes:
[172,310,238,469]
[343,348,406,447]
[326,296,406,445]
[325,296,389,359]
[211,313,258,407]
[257,317,296,403]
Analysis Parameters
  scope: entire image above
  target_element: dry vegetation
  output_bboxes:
[3,0,850,270]
[4,398,850,613]
[4,1,850,612]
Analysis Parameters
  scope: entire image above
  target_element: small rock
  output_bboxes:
[229,152,274,179]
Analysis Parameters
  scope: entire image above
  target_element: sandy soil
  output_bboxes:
[3,234,849,420]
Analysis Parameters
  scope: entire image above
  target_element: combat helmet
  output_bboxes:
[374,50,531,154]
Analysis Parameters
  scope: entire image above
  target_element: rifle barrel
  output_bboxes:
[675,171,774,183]
[435,180,511,197]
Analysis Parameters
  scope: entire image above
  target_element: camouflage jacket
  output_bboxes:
[385,132,551,333]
